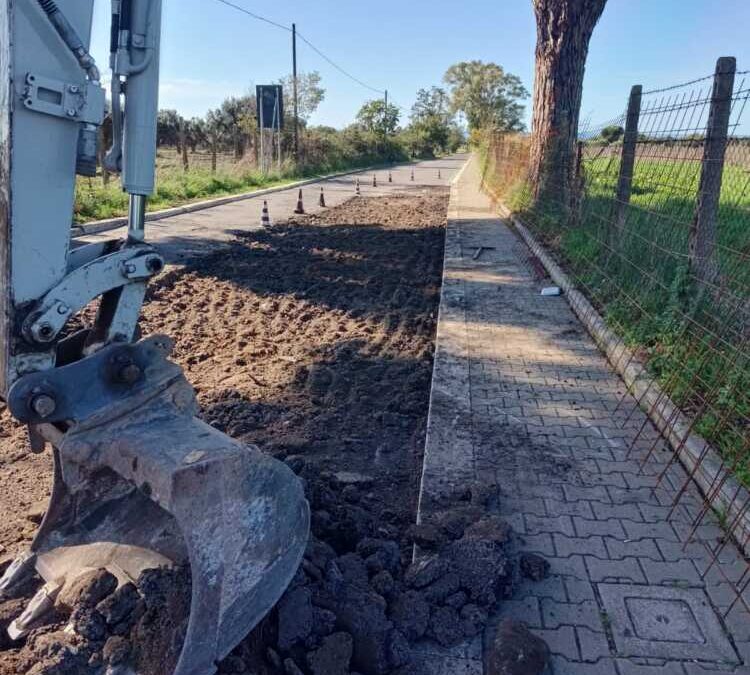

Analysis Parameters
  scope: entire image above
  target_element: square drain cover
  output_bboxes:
[598,584,737,663]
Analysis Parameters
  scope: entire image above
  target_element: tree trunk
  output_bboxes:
[179,124,189,172]
[529,0,607,219]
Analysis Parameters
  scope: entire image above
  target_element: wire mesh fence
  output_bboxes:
[155,148,249,172]
[482,58,750,614]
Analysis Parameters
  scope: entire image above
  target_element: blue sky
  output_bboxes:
[90,0,750,129]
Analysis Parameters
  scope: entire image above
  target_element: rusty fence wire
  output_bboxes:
[482,58,750,614]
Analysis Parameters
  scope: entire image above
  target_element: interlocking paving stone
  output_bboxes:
[535,625,580,661]
[604,537,663,561]
[577,626,612,661]
[551,657,619,674]
[585,556,647,584]
[541,599,605,632]
[616,661,688,674]
[417,156,749,673]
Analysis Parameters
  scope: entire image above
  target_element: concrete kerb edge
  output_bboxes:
[450,158,472,187]
[483,186,750,557]
[413,156,471,559]
[72,161,414,237]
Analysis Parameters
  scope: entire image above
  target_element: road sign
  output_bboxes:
[256,85,284,130]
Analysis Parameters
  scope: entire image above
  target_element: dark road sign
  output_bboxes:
[256,85,284,130]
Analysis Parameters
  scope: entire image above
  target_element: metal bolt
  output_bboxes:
[56,303,69,315]
[118,364,142,385]
[146,257,164,274]
[124,263,137,275]
[31,394,56,419]
[37,322,55,341]
[68,85,79,94]
[66,108,77,117]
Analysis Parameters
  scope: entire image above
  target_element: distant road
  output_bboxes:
[79,155,470,264]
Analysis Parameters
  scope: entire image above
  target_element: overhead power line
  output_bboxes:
[210,0,387,96]
[212,0,291,32]
[294,31,384,95]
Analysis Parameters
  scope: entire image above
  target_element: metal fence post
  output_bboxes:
[615,84,642,229]
[690,56,736,285]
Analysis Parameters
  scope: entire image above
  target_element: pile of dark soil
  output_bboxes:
[230,464,516,675]
[0,192,548,674]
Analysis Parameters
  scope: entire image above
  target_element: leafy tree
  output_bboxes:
[600,125,624,144]
[356,99,400,137]
[443,61,528,132]
[279,71,326,124]
[157,109,182,147]
[185,117,208,152]
[411,87,451,123]
[407,87,456,156]
[208,95,257,158]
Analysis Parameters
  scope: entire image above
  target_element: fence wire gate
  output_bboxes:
[484,69,750,617]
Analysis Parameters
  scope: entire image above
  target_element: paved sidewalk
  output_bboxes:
[417,157,749,674]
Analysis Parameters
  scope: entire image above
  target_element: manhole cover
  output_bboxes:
[598,584,737,663]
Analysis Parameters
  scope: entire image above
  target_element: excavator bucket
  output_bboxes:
[0,2,310,671]
[3,337,310,674]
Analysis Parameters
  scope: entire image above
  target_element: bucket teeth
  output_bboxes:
[7,580,61,640]
[0,550,36,596]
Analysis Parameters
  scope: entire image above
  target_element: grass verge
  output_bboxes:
[74,153,397,223]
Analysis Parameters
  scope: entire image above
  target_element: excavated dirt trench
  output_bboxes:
[0,191,511,675]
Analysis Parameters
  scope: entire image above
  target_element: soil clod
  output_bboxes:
[486,619,550,675]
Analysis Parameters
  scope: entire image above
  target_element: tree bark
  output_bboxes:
[529,0,607,219]
[179,123,189,172]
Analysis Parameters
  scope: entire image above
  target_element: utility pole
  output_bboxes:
[292,23,299,165]
[384,89,388,136]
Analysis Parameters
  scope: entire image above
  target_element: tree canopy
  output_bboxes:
[443,60,529,132]
[356,99,401,136]
[279,71,326,124]
[599,124,624,144]
[406,87,458,157]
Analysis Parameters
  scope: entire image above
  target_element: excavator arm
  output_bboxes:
[0,3,309,673]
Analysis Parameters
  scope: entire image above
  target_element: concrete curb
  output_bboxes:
[485,187,750,555]
[73,161,406,237]
[415,156,474,550]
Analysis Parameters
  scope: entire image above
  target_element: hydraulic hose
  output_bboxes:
[36,0,101,83]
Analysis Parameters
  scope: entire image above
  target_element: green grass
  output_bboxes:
[481,141,750,485]
[75,166,292,223]
[74,152,397,223]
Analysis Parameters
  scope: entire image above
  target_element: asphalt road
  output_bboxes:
[80,155,469,264]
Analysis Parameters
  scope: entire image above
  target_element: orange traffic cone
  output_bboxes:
[261,200,271,226]
[294,189,305,215]
[319,186,326,207]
